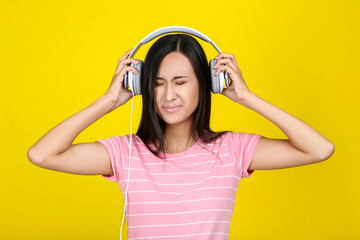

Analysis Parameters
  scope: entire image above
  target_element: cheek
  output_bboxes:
[188,83,199,103]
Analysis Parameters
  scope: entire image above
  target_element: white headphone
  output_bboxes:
[124,25,229,95]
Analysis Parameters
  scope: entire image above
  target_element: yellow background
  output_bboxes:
[1,0,358,239]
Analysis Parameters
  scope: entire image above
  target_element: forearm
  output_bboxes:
[28,95,116,162]
[238,92,334,159]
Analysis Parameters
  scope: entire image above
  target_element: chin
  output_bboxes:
[161,116,187,125]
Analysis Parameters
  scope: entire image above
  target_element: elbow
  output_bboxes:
[27,148,45,165]
[318,143,335,161]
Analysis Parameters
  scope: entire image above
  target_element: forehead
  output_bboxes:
[157,52,194,77]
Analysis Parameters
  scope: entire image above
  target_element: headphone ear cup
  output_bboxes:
[223,69,229,88]
[127,59,143,95]
[209,59,223,94]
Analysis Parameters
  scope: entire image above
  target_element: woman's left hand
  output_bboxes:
[213,52,252,103]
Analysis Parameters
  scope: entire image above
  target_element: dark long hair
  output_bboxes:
[136,33,228,159]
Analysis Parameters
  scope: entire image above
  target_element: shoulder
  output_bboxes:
[221,131,263,147]
[122,134,141,142]
[96,134,143,148]
[122,134,154,153]
[118,134,147,147]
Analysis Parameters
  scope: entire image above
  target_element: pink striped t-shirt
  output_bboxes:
[96,131,262,240]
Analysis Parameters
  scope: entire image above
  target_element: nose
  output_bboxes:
[165,83,177,101]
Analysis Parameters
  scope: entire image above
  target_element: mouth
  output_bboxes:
[162,105,183,113]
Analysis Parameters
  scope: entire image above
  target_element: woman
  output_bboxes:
[27,34,335,239]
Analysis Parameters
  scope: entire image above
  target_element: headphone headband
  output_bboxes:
[129,26,222,58]
[125,26,229,95]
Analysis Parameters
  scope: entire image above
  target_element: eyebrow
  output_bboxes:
[155,76,188,81]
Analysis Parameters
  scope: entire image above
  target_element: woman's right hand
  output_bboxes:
[103,48,140,110]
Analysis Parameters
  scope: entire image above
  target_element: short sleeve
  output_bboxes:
[95,135,129,182]
[228,132,262,178]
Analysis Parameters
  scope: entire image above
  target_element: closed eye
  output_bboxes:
[176,81,187,85]
[155,81,187,86]
[155,76,189,86]
[155,82,164,86]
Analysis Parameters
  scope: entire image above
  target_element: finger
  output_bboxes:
[115,58,140,75]
[118,66,139,79]
[113,66,139,83]
[116,48,135,70]
[119,48,135,62]
[214,65,234,76]
[215,52,233,60]
[116,58,139,73]
[214,65,224,75]
[213,58,234,69]
[215,52,239,68]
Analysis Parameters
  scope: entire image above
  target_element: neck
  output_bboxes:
[161,116,199,154]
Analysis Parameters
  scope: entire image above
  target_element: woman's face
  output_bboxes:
[154,51,199,126]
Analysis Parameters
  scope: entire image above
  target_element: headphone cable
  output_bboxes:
[120,90,135,239]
